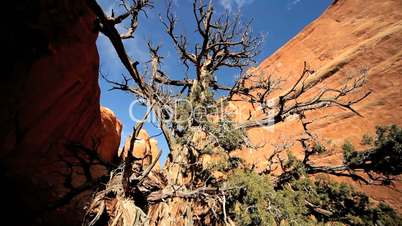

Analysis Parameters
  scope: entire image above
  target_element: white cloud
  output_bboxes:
[219,0,255,12]
[287,0,302,10]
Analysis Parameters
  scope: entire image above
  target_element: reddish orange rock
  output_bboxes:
[234,0,402,212]
[96,107,122,162]
[121,129,160,170]
[0,1,122,225]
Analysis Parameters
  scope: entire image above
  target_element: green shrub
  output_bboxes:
[343,125,402,175]
[342,141,355,161]
[226,168,402,226]
[313,142,327,154]
[204,119,246,151]
[361,134,373,146]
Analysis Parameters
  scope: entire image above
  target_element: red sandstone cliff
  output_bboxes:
[233,0,402,211]
[1,1,121,225]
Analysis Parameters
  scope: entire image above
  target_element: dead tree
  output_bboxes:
[85,0,370,225]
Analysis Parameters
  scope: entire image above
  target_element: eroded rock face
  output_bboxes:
[98,107,123,162]
[1,1,121,225]
[234,0,402,211]
[121,129,160,170]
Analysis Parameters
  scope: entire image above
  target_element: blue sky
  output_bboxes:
[96,0,332,165]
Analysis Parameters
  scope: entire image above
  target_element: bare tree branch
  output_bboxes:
[240,62,371,128]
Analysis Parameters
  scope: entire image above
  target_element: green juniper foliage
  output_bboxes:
[361,134,373,146]
[225,125,402,226]
[204,119,246,151]
[343,125,402,175]
[313,142,327,154]
[227,169,402,226]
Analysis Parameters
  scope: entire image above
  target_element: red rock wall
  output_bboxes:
[234,0,402,211]
[1,1,121,225]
